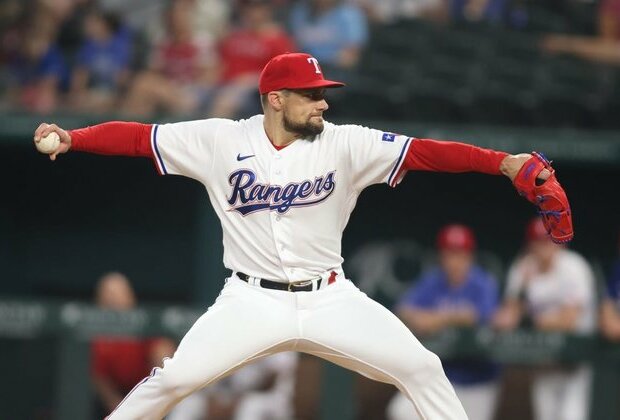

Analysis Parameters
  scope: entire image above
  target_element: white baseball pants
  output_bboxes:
[106,275,468,419]
[387,381,498,420]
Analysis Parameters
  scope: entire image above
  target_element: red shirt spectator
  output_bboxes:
[600,0,620,40]
[91,338,150,394]
[218,27,295,82]
[152,36,216,84]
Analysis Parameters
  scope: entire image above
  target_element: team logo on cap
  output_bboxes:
[227,169,336,215]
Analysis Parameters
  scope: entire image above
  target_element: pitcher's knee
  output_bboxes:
[405,351,445,385]
[158,367,200,400]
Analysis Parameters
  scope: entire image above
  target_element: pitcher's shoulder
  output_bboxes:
[319,121,371,139]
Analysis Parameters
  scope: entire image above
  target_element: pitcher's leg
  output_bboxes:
[107,279,297,420]
[299,281,467,420]
[453,382,498,420]
[386,392,423,420]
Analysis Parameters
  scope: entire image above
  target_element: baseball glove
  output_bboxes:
[513,152,573,244]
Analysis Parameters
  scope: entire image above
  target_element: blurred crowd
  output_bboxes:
[1,0,620,118]
[0,0,368,117]
[91,216,620,420]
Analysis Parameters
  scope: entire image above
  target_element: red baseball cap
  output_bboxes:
[258,53,345,94]
[526,217,550,242]
[436,224,476,251]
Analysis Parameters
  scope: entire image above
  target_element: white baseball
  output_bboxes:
[36,132,60,154]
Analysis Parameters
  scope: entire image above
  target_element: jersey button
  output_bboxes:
[275,169,281,175]
[275,216,281,221]
[274,154,281,159]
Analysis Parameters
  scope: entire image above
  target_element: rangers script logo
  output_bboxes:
[227,169,336,215]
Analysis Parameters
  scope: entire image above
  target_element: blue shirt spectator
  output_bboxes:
[9,44,67,87]
[449,0,528,28]
[601,257,620,341]
[68,10,133,113]
[388,224,500,420]
[397,264,499,385]
[289,0,368,69]
[606,259,620,306]
[76,26,132,91]
[6,28,68,113]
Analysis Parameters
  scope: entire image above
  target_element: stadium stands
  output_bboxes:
[331,19,620,128]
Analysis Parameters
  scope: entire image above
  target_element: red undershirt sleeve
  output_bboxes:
[68,122,154,157]
[403,138,508,175]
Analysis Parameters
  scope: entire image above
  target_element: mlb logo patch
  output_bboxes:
[382,132,396,142]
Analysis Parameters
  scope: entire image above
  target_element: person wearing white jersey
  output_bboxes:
[494,217,596,420]
[33,52,550,420]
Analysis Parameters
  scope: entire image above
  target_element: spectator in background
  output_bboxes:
[67,9,132,113]
[187,0,232,40]
[168,352,298,420]
[289,0,368,76]
[448,0,527,27]
[542,0,620,65]
[600,232,620,340]
[3,9,67,113]
[91,272,176,418]
[353,0,447,24]
[208,0,296,119]
[493,217,595,420]
[122,0,219,117]
[102,0,230,45]
[387,224,500,420]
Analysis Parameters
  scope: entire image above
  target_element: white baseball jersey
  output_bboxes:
[505,249,596,334]
[151,114,413,281]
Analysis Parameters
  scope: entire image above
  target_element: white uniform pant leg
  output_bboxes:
[165,389,208,420]
[297,280,468,420]
[106,279,298,420]
[386,392,422,420]
[387,382,498,420]
[233,392,292,420]
[453,382,498,420]
[532,365,591,420]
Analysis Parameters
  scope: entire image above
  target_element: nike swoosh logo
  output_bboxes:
[237,153,255,161]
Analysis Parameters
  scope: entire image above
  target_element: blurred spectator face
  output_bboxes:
[23,30,51,61]
[95,272,136,310]
[312,0,338,10]
[440,249,473,286]
[84,13,113,42]
[167,1,193,40]
[526,218,559,266]
[240,0,273,28]
[528,238,558,265]
[436,224,476,286]
[39,0,74,20]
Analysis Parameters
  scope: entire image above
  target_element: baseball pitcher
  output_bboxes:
[33,52,572,419]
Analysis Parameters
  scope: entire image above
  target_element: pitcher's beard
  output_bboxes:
[283,114,324,139]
